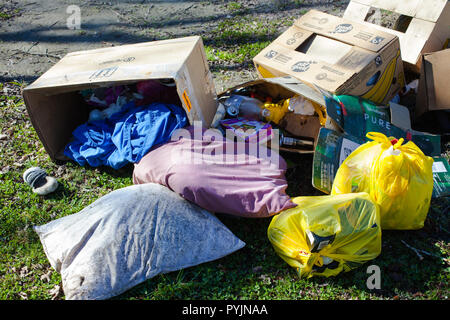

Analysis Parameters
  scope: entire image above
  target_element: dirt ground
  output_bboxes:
[0,0,350,92]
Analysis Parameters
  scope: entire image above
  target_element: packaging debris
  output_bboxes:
[343,0,450,72]
[23,4,450,298]
[331,132,434,230]
[322,94,441,157]
[218,76,328,154]
[432,157,450,198]
[253,9,405,104]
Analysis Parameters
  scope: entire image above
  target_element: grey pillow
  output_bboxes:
[34,183,245,300]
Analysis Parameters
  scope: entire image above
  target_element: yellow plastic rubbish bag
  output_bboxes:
[331,132,434,230]
[267,192,381,278]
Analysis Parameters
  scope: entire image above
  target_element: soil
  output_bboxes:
[0,0,350,92]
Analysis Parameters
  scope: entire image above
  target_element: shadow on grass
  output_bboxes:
[116,210,447,300]
[113,159,448,300]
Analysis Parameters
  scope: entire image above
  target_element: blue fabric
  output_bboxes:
[64,102,188,169]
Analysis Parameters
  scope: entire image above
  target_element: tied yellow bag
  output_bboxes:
[331,132,434,230]
[267,193,381,278]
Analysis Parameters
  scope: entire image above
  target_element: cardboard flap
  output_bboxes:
[24,37,201,92]
[388,102,412,130]
[263,76,326,106]
[219,77,327,106]
[349,0,449,22]
[294,9,396,52]
[423,49,450,110]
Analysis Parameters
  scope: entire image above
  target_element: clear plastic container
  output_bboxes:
[224,95,264,119]
[287,95,316,115]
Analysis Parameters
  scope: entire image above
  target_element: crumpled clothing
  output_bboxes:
[64,101,188,169]
[80,86,126,108]
[136,80,181,106]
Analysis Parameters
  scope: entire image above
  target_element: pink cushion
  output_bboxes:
[133,126,296,217]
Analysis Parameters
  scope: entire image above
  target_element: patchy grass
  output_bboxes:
[0,3,21,21]
[202,15,292,71]
[0,80,449,300]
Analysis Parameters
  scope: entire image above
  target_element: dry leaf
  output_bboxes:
[19,292,28,300]
[49,285,61,300]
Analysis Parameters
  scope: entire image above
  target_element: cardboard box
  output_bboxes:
[23,36,218,161]
[343,0,450,72]
[253,9,405,105]
[312,128,365,194]
[217,76,330,154]
[415,49,450,120]
[312,102,441,194]
[323,95,441,157]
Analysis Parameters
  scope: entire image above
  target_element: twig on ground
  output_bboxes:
[26,42,39,53]
[401,240,435,260]
[14,49,61,60]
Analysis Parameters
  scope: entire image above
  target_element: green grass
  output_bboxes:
[1,80,449,300]
[202,16,292,68]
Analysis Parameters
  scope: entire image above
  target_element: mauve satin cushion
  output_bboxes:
[133,126,296,217]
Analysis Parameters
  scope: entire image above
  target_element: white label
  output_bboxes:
[339,138,361,166]
[432,161,447,173]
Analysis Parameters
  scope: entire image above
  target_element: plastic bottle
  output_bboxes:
[223,95,264,120]
[210,102,227,128]
[261,100,290,124]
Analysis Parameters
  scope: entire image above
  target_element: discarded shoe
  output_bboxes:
[23,167,58,195]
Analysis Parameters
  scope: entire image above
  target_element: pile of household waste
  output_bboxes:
[22,4,449,300]
[29,79,436,300]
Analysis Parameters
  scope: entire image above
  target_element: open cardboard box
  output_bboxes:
[23,36,218,162]
[253,9,405,105]
[217,76,332,154]
[343,0,450,73]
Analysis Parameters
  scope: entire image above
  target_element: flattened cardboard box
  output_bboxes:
[343,0,450,72]
[253,10,405,105]
[416,49,450,120]
[23,36,218,161]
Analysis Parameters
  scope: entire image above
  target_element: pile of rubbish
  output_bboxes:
[21,4,449,300]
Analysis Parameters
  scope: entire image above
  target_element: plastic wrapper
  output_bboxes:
[268,192,381,278]
[331,132,434,230]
